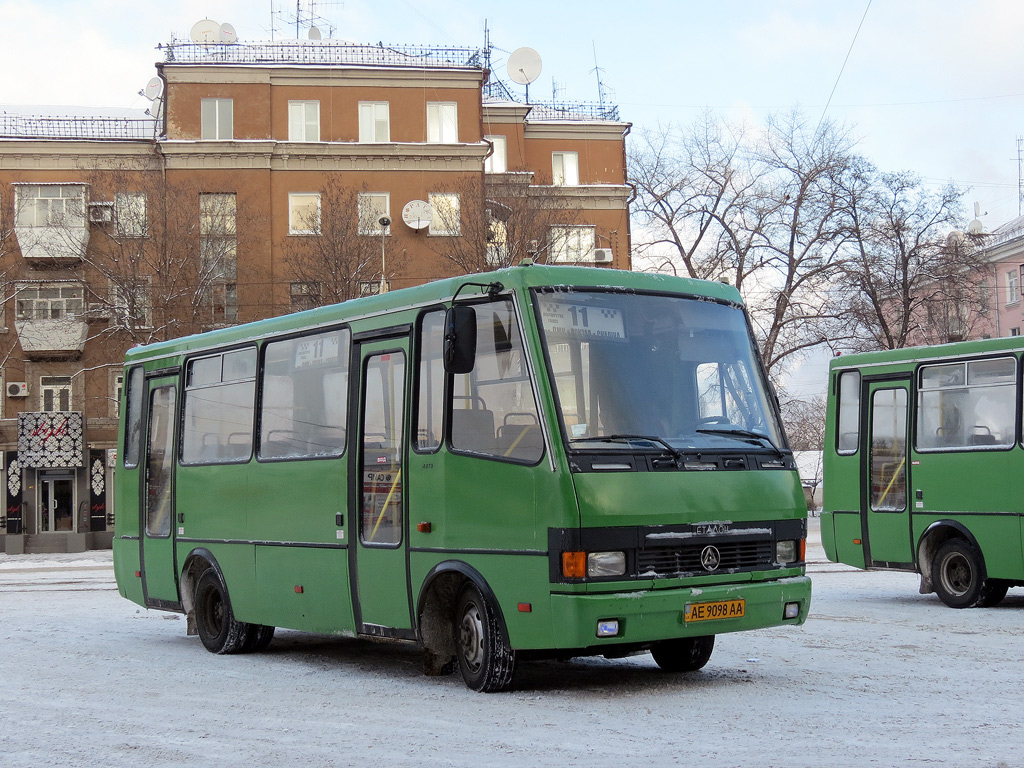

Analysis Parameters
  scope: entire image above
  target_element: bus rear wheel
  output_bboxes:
[651,635,715,672]
[195,569,248,654]
[454,584,516,692]
[932,539,996,609]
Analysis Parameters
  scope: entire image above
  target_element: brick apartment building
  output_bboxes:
[0,34,632,553]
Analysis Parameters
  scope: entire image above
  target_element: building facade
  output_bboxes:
[0,37,632,553]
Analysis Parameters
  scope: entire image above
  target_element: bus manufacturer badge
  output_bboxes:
[700,545,721,571]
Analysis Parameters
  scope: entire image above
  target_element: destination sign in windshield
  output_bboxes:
[540,302,626,341]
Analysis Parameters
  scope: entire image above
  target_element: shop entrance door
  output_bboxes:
[40,476,75,532]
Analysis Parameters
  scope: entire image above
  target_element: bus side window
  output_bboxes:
[123,365,145,468]
[836,371,861,455]
[415,311,445,453]
[181,349,257,465]
[450,299,543,464]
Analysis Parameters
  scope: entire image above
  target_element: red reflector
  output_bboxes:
[517,603,532,613]
[135,571,141,578]
[417,521,432,533]
[294,585,304,594]
[853,539,862,545]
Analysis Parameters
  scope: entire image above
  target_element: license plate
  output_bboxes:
[684,599,746,622]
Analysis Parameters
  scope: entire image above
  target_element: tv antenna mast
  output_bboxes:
[270,0,340,40]
[591,42,612,113]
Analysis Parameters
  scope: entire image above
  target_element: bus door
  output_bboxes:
[140,375,180,606]
[350,337,414,636]
[861,377,914,566]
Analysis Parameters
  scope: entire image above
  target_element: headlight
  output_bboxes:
[776,539,804,564]
[587,551,626,577]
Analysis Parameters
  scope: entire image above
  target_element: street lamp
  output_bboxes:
[378,215,391,294]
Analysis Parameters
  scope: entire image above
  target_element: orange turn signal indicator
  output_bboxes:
[562,551,586,579]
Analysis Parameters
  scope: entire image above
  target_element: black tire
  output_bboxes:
[932,539,990,609]
[453,584,516,692]
[242,624,276,653]
[651,635,715,672]
[194,568,248,654]
[978,579,1010,608]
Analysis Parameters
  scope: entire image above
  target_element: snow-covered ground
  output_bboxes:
[1,521,1019,768]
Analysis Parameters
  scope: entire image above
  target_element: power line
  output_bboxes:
[816,0,873,134]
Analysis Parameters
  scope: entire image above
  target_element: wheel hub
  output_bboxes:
[458,604,484,673]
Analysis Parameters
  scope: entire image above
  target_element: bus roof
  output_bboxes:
[829,335,1024,373]
[124,264,743,365]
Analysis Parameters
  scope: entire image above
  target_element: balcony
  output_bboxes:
[14,317,88,360]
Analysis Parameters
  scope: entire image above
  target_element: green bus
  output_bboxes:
[113,263,811,691]
[822,337,1024,608]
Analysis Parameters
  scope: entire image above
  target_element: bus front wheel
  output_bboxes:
[932,539,1004,608]
[454,584,516,692]
[651,635,715,672]
[195,569,249,654]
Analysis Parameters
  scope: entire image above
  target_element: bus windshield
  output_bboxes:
[535,290,785,453]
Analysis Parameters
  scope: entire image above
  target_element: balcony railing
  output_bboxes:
[0,114,158,140]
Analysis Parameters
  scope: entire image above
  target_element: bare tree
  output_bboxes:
[629,109,858,379]
[836,163,981,350]
[280,178,403,308]
[426,173,586,274]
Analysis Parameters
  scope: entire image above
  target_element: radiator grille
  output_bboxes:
[637,539,774,577]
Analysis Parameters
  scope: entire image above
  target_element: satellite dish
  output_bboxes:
[219,23,238,44]
[402,200,433,230]
[143,77,163,101]
[967,219,984,235]
[308,26,322,40]
[190,19,220,44]
[507,47,543,85]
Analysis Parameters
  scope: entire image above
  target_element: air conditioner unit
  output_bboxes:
[88,203,113,224]
[7,382,28,397]
[593,248,613,264]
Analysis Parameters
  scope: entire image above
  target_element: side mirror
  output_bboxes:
[444,305,477,374]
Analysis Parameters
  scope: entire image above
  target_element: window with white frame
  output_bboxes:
[201,98,233,140]
[427,103,458,143]
[15,185,86,227]
[484,135,507,173]
[358,102,390,142]
[114,192,147,237]
[288,100,320,142]
[112,372,123,419]
[110,276,153,330]
[40,376,72,412]
[428,193,460,236]
[552,152,579,186]
[290,281,322,312]
[200,194,238,325]
[358,193,391,235]
[1007,269,1020,305]
[15,283,84,320]
[289,193,321,234]
[549,226,595,262]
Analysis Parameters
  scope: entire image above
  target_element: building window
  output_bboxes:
[359,280,390,296]
[290,281,321,312]
[427,102,458,143]
[201,98,233,140]
[552,152,579,186]
[289,193,321,234]
[110,277,153,330]
[485,135,507,173]
[1011,328,1020,337]
[1007,269,1020,305]
[549,226,595,262]
[40,376,72,412]
[288,100,320,142]
[428,193,460,236]
[15,185,86,227]
[112,372,124,419]
[358,193,390,235]
[200,194,237,325]
[114,192,147,237]
[358,102,390,142]
[15,284,84,320]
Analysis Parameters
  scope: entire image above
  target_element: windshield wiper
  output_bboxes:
[572,434,682,459]
[695,427,783,455]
